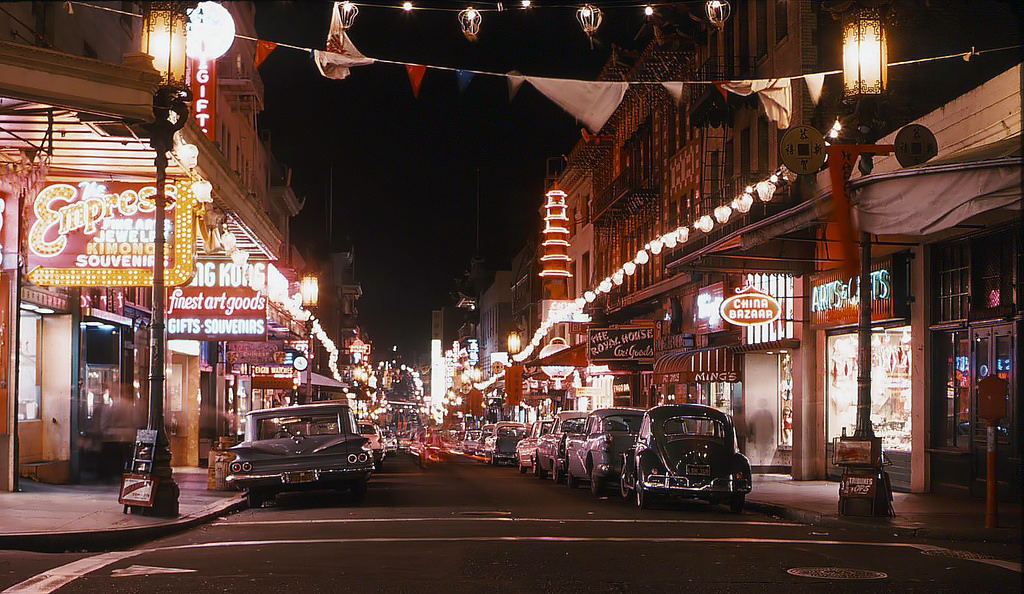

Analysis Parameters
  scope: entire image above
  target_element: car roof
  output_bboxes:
[556,411,588,420]
[589,407,645,418]
[495,422,527,428]
[249,403,350,417]
[646,404,732,424]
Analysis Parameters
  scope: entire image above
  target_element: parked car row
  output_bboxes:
[502,405,752,512]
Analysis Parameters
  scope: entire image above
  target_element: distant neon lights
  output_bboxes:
[538,187,573,278]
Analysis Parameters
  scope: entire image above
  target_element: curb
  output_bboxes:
[0,494,248,553]
[746,499,1022,544]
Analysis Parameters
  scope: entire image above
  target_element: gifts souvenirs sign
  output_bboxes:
[26,180,199,287]
[167,260,268,340]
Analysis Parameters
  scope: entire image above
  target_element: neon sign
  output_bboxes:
[811,269,890,314]
[191,59,217,141]
[26,181,198,287]
[167,260,267,340]
[720,286,782,327]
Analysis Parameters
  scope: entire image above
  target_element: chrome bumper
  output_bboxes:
[227,466,372,488]
[641,475,751,495]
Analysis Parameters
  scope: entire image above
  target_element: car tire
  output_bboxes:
[518,460,528,474]
[636,478,651,510]
[247,487,265,509]
[590,466,606,497]
[536,456,548,480]
[567,469,580,489]
[350,480,367,503]
[729,494,745,514]
[553,461,566,484]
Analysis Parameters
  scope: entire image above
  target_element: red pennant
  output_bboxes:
[713,82,729,100]
[255,40,278,68]
[406,64,427,98]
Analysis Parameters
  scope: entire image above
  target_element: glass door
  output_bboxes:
[970,324,1017,499]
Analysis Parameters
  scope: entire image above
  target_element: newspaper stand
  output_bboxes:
[834,435,893,517]
[120,429,160,512]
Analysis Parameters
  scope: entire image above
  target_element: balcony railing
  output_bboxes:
[218,57,266,110]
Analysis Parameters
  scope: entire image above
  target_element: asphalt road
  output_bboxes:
[1,453,1020,593]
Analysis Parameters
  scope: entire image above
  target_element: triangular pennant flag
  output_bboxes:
[803,73,825,106]
[525,76,628,133]
[662,82,684,104]
[507,70,526,101]
[407,64,427,98]
[255,40,278,68]
[713,82,729,100]
[456,70,475,94]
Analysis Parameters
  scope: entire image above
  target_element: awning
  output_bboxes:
[524,342,589,370]
[654,346,742,384]
[852,135,1021,236]
[728,339,800,354]
[300,370,348,391]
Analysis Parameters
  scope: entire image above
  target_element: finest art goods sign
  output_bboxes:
[167,260,268,340]
[26,181,199,287]
[587,326,656,363]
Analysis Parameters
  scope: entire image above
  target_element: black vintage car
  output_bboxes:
[620,404,752,512]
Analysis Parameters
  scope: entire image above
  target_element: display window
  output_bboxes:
[17,311,41,421]
[826,326,912,452]
[778,353,793,448]
[934,330,971,448]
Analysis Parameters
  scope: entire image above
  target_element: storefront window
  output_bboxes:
[17,312,41,421]
[934,331,970,448]
[826,326,912,452]
[779,353,793,447]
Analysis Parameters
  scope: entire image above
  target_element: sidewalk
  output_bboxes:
[0,467,246,552]
[748,474,1022,543]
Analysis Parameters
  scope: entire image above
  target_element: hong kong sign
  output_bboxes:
[26,181,199,287]
[809,254,909,328]
[720,286,782,327]
[167,260,268,340]
[587,326,656,363]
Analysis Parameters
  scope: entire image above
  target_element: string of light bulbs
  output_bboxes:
[510,165,796,364]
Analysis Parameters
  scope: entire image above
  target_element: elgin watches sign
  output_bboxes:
[26,181,199,287]
[587,326,656,363]
[167,260,268,340]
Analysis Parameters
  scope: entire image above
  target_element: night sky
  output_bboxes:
[255,1,660,358]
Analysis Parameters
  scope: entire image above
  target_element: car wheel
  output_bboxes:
[350,480,367,503]
[567,469,580,489]
[536,456,548,480]
[590,466,606,497]
[518,459,528,474]
[619,474,631,498]
[729,494,745,514]
[553,461,566,484]
[246,487,265,509]
[636,478,651,510]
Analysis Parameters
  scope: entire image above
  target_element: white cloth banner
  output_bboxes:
[315,33,374,80]
[720,78,792,129]
[507,71,526,101]
[525,76,628,133]
[662,82,685,104]
[853,160,1022,235]
[803,73,825,106]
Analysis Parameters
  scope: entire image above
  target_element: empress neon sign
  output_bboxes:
[26,181,198,287]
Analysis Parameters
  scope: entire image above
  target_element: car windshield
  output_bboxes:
[561,418,585,433]
[257,414,342,440]
[482,427,495,437]
[661,416,727,441]
[467,431,481,440]
[539,421,553,434]
[602,414,643,434]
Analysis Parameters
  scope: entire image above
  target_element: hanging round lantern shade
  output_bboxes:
[459,7,482,41]
[338,1,359,30]
[576,4,603,48]
[705,0,731,30]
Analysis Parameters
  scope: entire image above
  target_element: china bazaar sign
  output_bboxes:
[719,286,782,327]
[26,181,198,287]
[167,260,268,340]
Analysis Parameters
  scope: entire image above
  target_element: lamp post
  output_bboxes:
[140,1,194,517]
[507,331,521,357]
[301,274,320,403]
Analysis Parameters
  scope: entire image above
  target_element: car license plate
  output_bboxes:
[685,464,711,476]
[282,471,316,484]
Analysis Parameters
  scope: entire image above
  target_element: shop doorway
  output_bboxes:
[970,323,1017,499]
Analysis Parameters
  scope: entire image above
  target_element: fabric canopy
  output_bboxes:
[653,346,742,384]
[525,341,589,370]
[853,135,1022,236]
[299,370,348,390]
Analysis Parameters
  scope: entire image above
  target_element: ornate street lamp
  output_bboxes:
[841,8,887,101]
[140,0,195,517]
[300,274,320,308]
[507,331,521,356]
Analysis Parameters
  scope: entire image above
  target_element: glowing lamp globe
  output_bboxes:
[186,2,236,61]
[842,8,887,101]
[623,261,637,276]
[539,338,573,381]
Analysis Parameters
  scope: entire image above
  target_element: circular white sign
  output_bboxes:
[293,356,309,372]
[187,2,236,61]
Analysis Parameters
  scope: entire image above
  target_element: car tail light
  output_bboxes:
[650,468,659,475]
[230,462,242,473]
[348,453,359,464]
[241,462,252,472]
[358,452,369,463]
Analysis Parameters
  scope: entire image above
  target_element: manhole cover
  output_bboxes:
[454,510,512,517]
[787,567,888,580]
[921,549,994,560]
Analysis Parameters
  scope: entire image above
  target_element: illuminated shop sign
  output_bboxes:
[720,286,782,327]
[167,260,268,340]
[587,326,656,363]
[695,282,724,332]
[26,181,198,287]
[250,364,298,390]
[809,255,909,328]
[191,59,217,141]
